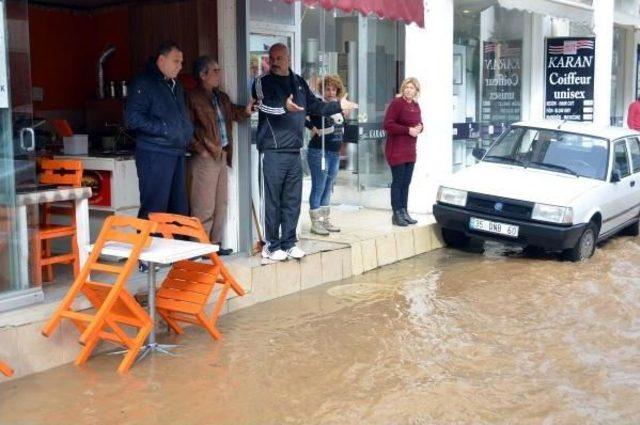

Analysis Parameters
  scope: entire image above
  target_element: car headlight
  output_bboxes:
[437,187,468,207]
[531,203,573,224]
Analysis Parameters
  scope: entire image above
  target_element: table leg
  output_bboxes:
[16,205,29,290]
[148,264,156,344]
[109,262,179,360]
[133,262,180,361]
[74,197,90,268]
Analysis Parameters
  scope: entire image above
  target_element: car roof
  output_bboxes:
[511,120,639,140]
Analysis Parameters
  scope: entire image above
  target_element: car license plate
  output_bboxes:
[469,217,519,238]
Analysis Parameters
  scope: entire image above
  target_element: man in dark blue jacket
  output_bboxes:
[252,43,358,261]
[125,42,194,220]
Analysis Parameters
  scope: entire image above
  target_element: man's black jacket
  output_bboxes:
[125,60,194,156]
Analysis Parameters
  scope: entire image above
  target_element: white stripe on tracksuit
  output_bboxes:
[256,76,286,115]
[258,104,286,115]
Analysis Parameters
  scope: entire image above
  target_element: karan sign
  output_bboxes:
[545,37,595,122]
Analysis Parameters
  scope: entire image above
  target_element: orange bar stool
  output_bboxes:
[42,215,156,374]
[0,361,14,377]
[35,159,84,284]
[148,213,245,340]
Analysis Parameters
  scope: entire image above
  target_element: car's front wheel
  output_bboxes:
[563,222,598,262]
[623,218,640,237]
[441,228,470,248]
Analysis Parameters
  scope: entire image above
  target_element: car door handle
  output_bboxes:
[631,181,636,187]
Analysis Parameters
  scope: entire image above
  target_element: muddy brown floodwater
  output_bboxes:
[2,237,640,425]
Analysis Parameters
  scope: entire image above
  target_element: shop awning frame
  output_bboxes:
[498,0,594,26]
[282,0,425,28]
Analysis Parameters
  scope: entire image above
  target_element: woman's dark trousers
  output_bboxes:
[390,162,415,211]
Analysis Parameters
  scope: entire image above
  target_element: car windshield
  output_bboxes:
[483,127,609,180]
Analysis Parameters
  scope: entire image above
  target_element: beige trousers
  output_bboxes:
[189,151,228,244]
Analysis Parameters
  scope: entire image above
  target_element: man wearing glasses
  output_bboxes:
[187,55,254,255]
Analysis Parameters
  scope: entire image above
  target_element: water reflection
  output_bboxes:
[2,237,640,424]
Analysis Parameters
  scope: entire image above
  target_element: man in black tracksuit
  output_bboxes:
[252,43,358,261]
[125,42,194,220]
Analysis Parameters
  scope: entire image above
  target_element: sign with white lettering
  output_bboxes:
[358,122,386,142]
[481,41,521,124]
[545,37,595,122]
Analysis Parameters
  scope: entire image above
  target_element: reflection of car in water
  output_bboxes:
[434,121,640,261]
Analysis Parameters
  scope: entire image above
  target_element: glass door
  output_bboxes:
[248,30,295,232]
[298,5,407,209]
[356,16,404,191]
[0,0,41,311]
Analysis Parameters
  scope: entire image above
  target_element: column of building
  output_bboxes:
[406,0,454,214]
[218,0,240,251]
[593,0,614,127]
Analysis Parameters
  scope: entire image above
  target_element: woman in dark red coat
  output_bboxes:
[383,77,423,226]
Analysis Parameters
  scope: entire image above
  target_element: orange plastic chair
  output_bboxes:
[0,361,13,377]
[35,159,84,284]
[148,213,245,340]
[42,215,156,374]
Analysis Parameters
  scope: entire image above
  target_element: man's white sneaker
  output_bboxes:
[269,250,288,261]
[262,245,287,261]
[285,246,305,259]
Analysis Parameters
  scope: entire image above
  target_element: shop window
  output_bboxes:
[569,22,594,37]
[299,6,405,193]
[247,0,406,210]
[453,0,525,172]
[610,26,626,127]
[250,0,296,27]
[615,0,639,16]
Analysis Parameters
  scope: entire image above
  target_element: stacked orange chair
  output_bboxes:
[42,216,156,374]
[0,361,13,377]
[148,213,245,340]
[35,159,83,284]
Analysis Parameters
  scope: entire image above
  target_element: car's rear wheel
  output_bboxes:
[563,222,598,262]
[441,228,470,248]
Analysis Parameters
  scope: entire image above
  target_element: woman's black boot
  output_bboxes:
[392,210,409,226]
[402,208,418,225]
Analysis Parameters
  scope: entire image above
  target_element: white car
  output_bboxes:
[433,120,640,261]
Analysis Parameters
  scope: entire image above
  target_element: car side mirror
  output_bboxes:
[611,169,621,183]
[472,147,486,160]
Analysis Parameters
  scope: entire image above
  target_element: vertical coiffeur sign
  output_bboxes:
[481,41,522,124]
[0,1,7,108]
[545,37,595,121]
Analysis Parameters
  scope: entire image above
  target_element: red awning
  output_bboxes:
[283,0,424,28]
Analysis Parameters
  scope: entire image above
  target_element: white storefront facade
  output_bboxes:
[223,0,640,253]
[1,0,639,315]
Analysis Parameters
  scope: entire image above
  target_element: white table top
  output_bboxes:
[16,186,92,206]
[87,237,218,264]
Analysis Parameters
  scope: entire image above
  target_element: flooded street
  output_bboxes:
[2,237,640,425]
